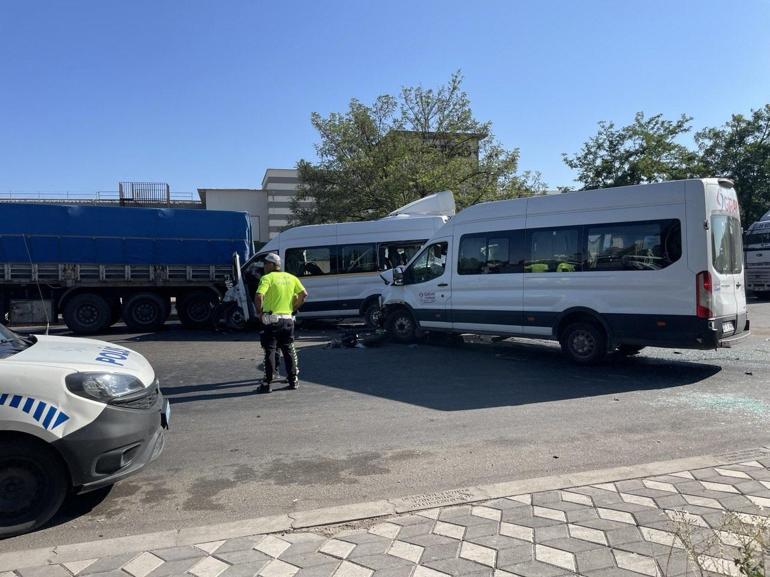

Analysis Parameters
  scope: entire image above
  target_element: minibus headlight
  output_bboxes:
[66,372,145,403]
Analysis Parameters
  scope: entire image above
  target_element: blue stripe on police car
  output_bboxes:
[0,394,70,430]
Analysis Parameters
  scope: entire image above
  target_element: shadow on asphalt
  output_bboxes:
[302,337,721,411]
[35,486,113,535]
[162,335,722,410]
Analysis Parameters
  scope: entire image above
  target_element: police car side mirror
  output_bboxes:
[393,266,405,286]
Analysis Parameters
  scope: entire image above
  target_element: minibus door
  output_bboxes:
[709,213,745,335]
[401,240,452,330]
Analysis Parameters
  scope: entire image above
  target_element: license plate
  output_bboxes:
[162,401,171,429]
[722,321,735,335]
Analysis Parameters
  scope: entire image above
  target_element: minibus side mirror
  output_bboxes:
[393,266,405,286]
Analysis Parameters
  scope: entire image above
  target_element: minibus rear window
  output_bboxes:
[711,215,743,275]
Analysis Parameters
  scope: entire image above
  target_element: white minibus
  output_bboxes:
[381,179,749,364]
[245,191,454,326]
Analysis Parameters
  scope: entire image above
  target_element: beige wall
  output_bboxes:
[199,189,270,243]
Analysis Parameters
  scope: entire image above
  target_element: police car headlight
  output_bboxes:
[66,373,145,403]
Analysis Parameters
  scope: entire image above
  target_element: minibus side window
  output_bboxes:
[525,228,581,273]
[458,230,525,274]
[584,219,681,271]
[285,246,337,277]
[406,242,448,284]
[340,243,377,273]
[379,242,425,270]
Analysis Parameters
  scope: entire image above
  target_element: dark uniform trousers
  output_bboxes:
[260,318,298,383]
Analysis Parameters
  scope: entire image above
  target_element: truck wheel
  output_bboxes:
[362,300,382,328]
[122,293,168,331]
[386,308,417,343]
[0,438,68,538]
[63,293,111,334]
[560,321,607,365]
[178,291,217,329]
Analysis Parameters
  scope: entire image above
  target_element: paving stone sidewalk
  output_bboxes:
[7,455,770,577]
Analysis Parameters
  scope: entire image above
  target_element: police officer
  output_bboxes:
[254,253,307,393]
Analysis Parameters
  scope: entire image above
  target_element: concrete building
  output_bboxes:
[198,169,312,245]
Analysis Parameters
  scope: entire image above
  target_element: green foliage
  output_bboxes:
[564,106,770,224]
[293,72,543,224]
[695,104,770,225]
[562,112,698,190]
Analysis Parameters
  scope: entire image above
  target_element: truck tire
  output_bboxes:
[122,293,169,331]
[0,438,68,538]
[63,293,111,334]
[178,290,217,329]
[560,321,607,365]
[386,308,417,344]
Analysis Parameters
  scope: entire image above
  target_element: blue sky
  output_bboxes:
[1,0,768,195]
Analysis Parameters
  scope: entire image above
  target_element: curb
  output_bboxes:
[1,447,769,572]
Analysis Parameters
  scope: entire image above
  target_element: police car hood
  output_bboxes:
[9,335,155,385]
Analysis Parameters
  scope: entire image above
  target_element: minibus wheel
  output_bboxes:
[362,300,382,328]
[560,321,607,365]
[386,308,417,343]
[0,438,68,537]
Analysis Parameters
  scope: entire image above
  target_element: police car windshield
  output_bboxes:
[0,325,32,358]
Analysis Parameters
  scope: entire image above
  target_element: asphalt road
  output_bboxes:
[4,300,770,551]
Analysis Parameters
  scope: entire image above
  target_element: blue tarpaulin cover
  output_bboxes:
[0,204,252,265]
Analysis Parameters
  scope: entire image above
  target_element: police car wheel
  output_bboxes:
[0,439,68,537]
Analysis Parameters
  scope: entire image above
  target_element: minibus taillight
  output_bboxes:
[696,271,713,319]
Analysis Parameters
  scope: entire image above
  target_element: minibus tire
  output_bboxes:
[386,309,417,343]
[0,438,68,537]
[362,300,382,328]
[560,321,607,365]
[63,293,111,334]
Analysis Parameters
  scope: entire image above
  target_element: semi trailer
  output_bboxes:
[0,203,252,334]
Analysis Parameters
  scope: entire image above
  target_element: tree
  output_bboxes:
[563,112,698,190]
[293,72,543,224]
[694,105,770,224]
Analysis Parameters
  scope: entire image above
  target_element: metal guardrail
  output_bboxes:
[0,190,200,205]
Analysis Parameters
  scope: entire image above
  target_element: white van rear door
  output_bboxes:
[707,185,746,326]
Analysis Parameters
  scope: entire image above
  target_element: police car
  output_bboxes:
[0,324,169,536]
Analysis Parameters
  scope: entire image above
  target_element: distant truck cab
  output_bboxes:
[744,208,770,299]
[382,179,749,364]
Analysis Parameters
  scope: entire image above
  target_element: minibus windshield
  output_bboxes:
[711,215,743,275]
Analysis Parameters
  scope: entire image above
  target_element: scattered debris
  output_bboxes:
[745,371,754,375]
